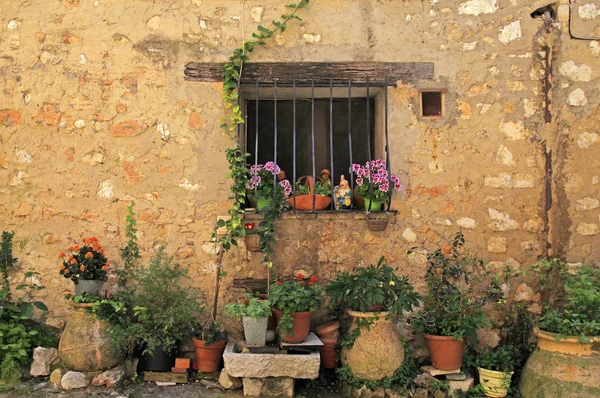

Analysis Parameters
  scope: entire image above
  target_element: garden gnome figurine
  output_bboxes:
[334,175,352,209]
[320,169,331,184]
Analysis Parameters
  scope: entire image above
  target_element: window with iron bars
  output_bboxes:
[239,78,395,213]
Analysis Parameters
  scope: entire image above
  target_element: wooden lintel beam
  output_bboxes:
[184,62,434,84]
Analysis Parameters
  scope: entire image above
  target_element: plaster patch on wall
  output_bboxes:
[567,88,588,106]
[577,132,598,149]
[97,180,113,199]
[559,61,592,82]
[498,21,522,45]
[458,0,498,16]
[500,120,528,140]
[578,3,600,19]
[16,150,32,164]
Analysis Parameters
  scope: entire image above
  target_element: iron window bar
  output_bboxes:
[247,76,397,215]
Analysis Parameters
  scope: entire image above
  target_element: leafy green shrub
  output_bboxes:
[227,295,272,319]
[129,247,205,355]
[534,259,600,337]
[477,344,516,373]
[0,232,56,384]
[412,233,489,340]
[326,256,420,316]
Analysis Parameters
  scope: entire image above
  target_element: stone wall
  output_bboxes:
[1,0,599,325]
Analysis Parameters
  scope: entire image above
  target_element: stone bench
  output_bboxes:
[222,335,321,397]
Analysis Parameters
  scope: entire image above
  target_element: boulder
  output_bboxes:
[49,368,67,385]
[91,367,126,387]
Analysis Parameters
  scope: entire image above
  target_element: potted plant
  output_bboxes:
[519,260,600,397]
[58,237,109,296]
[326,256,420,380]
[315,320,340,369]
[477,344,517,398]
[192,319,227,373]
[128,247,204,372]
[246,162,292,211]
[350,159,403,212]
[269,274,323,343]
[412,233,489,370]
[287,175,332,211]
[227,295,272,347]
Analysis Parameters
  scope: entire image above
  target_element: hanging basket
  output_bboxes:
[245,234,261,252]
[367,213,389,231]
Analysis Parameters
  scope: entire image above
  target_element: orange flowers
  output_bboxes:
[58,252,66,258]
[308,275,318,286]
[84,252,93,259]
[297,273,304,281]
[59,265,66,271]
[79,265,86,271]
[60,237,108,281]
[69,258,78,265]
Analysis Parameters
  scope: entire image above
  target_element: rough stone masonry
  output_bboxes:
[0,0,599,328]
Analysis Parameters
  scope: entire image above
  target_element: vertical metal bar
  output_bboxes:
[237,83,242,143]
[329,76,335,212]
[311,79,316,212]
[385,76,392,212]
[273,78,278,204]
[347,79,354,207]
[366,76,373,211]
[293,75,297,214]
[244,100,248,156]
[254,81,259,203]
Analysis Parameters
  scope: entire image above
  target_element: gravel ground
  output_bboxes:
[0,372,344,398]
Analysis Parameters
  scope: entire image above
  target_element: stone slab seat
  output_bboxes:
[223,341,320,379]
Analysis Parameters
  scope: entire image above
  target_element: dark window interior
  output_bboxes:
[246,98,374,187]
[421,91,443,117]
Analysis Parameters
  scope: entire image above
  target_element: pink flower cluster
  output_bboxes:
[247,162,291,197]
[350,160,403,193]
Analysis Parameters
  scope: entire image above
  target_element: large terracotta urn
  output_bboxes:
[519,328,600,397]
[341,310,404,380]
[58,302,124,371]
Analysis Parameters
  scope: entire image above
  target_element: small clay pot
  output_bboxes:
[424,334,464,370]
[192,338,226,373]
[272,308,313,344]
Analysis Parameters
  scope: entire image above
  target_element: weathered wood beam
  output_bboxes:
[184,62,434,84]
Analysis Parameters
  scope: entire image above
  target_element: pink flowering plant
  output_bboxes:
[350,159,403,202]
[247,161,292,202]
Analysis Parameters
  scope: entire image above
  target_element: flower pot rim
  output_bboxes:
[272,308,313,316]
[242,315,269,321]
[192,338,227,348]
[424,333,464,341]
[477,367,514,377]
[534,327,600,344]
[347,309,389,318]
[319,337,338,345]
[315,320,340,334]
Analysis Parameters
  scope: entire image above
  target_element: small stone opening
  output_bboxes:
[420,91,444,118]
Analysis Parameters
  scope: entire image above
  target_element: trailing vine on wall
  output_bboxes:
[214,1,310,275]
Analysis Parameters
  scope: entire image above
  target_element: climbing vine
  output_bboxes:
[214,1,310,272]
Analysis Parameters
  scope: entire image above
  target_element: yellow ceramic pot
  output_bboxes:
[478,367,513,397]
[519,328,600,397]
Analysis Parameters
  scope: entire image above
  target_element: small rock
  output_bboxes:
[219,369,242,389]
[577,132,598,149]
[446,373,468,381]
[49,368,67,385]
[402,228,417,242]
[414,388,429,398]
[74,119,86,129]
[498,21,521,45]
[250,6,263,22]
[91,367,125,387]
[568,88,587,106]
[448,377,474,393]
[414,372,436,387]
[61,371,90,390]
[456,218,477,229]
[30,347,59,377]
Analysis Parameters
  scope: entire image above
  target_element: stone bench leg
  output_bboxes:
[242,377,294,397]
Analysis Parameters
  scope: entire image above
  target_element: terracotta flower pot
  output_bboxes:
[424,334,464,370]
[272,308,312,344]
[316,321,340,340]
[519,328,600,397]
[192,338,226,373]
[320,338,337,369]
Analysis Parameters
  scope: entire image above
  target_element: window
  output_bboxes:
[239,81,391,212]
[420,89,446,118]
